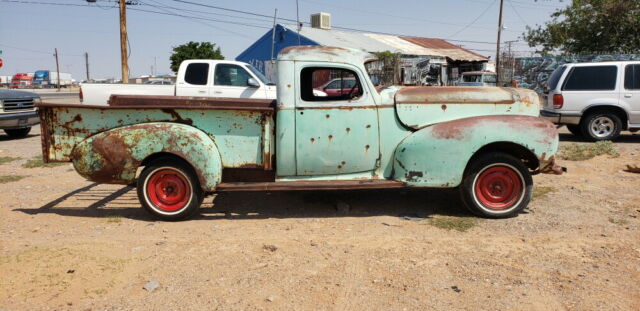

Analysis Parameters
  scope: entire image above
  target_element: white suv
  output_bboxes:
[540,61,640,141]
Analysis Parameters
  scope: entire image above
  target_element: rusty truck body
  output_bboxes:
[38,46,563,220]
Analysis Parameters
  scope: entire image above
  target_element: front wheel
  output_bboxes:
[137,158,204,221]
[460,153,532,218]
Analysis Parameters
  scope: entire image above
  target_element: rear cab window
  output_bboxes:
[300,67,364,102]
[547,65,566,91]
[624,64,640,90]
[184,63,209,85]
[562,65,618,91]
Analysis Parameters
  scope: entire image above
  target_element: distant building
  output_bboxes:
[237,13,488,86]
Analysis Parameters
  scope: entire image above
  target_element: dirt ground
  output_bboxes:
[1,125,639,311]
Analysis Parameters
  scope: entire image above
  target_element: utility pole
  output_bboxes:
[495,0,505,85]
[85,52,90,81]
[119,0,129,83]
[271,8,278,61]
[54,48,61,92]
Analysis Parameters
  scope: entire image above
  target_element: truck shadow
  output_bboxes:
[559,133,640,143]
[0,133,39,141]
[14,184,474,221]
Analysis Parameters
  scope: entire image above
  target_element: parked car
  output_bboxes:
[0,89,40,138]
[80,60,276,105]
[38,46,562,221]
[456,71,497,87]
[143,80,174,85]
[315,77,360,97]
[540,61,640,141]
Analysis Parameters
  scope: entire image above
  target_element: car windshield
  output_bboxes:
[246,65,274,85]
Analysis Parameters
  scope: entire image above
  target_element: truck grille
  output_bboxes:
[2,98,35,112]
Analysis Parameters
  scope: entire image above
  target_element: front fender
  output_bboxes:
[393,115,558,187]
[71,122,222,191]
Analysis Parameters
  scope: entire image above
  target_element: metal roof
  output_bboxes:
[282,24,487,62]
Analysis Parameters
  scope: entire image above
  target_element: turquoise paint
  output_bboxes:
[393,115,559,187]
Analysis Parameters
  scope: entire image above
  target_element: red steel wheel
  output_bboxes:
[460,152,532,219]
[473,165,523,210]
[146,169,192,212]
[137,158,204,221]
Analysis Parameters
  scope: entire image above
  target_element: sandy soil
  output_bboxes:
[1,126,639,310]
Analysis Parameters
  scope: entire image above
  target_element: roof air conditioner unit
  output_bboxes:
[311,12,331,30]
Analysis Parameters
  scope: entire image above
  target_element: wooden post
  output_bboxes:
[495,0,504,85]
[119,0,129,83]
[54,48,61,92]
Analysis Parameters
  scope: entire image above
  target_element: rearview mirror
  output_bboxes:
[247,78,260,88]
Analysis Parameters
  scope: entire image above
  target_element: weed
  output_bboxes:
[0,156,21,165]
[429,215,479,232]
[0,175,27,184]
[105,216,122,223]
[608,217,629,225]
[22,157,67,168]
[532,186,557,200]
[559,141,619,161]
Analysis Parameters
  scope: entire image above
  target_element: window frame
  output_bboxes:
[561,65,618,91]
[214,63,255,87]
[624,64,640,90]
[299,66,366,103]
[183,62,210,86]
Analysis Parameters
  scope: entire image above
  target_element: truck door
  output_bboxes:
[622,64,640,124]
[294,65,380,175]
[176,62,211,97]
[211,63,264,98]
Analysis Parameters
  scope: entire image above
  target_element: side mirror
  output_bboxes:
[247,78,260,88]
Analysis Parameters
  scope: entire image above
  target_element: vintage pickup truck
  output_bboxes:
[38,46,563,220]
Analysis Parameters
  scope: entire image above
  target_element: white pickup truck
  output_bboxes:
[80,60,277,105]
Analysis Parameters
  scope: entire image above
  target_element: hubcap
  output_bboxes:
[590,116,614,138]
[474,165,523,210]
[146,169,191,212]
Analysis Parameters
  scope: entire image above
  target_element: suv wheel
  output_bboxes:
[4,127,31,138]
[580,112,622,141]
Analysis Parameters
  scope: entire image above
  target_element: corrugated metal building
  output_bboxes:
[236,15,488,85]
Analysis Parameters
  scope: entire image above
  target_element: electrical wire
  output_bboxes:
[446,0,497,39]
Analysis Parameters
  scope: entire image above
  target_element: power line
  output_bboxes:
[507,0,528,26]
[0,43,84,57]
[446,0,498,39]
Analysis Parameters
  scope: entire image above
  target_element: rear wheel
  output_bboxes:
[460,153,532,218]
[4,127,31,138]
[580,112,622,141]
[137,158,204,221]
[566,125,582,137]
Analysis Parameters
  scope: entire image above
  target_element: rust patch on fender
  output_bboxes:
[161,109,193,125]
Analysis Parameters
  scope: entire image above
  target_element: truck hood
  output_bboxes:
[0,89,40,99]
[394,86,539,130]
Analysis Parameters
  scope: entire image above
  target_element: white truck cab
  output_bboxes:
[541,61,640,141]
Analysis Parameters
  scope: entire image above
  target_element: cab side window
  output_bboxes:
[301,67,363,102]
[624,64,640,90]
[562,66,617,91]
[215,64,252,87]
[184,63,209,85]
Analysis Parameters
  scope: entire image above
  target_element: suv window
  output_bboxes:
[562,66,617,91]
[184,63,209,85]
[547,65,566,91]
[215,64,252,87]
[300,67,363,102]
[624,64,640,90]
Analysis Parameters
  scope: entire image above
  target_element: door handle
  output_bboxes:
[214,91,222,94]
[198,90,206,94]
[624,93,632,98]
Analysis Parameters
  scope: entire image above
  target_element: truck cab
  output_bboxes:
[457,71,497,87]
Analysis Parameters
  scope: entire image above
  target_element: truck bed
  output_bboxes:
[38,95,275,170]
[80,83,175,105]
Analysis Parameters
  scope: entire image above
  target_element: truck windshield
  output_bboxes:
[462,74,482,83]
[247,65,274,85]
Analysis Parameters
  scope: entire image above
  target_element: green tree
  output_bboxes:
[523,0,640,55]
[169,41,224,72]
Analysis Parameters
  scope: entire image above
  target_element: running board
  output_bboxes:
[216,179,406,192]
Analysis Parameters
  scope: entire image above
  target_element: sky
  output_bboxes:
[0,0,568,81]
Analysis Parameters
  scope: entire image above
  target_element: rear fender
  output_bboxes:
[393,115,558,187]
[70,122,222,191]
